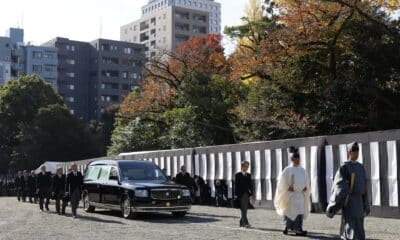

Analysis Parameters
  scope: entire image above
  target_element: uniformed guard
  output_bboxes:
[53,167,67,215]
[327,142,370,240]
[66,163,83,218]
[37,165,52,211]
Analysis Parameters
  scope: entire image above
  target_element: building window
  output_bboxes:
[110,45,117,51]
[124,47,132,54]
[32,51,42,59]
[68,84,75,90]
[102,57,119,64]
[66,72,75,78]
[70,109,74,115]
[131,73,138,79]
[44,65,56,72]
[122,72,128,79]
[32,65,42,73]
[122,84,129,90]
[66,45,75,51]
[66,59,75,65]
[66,97,75,102]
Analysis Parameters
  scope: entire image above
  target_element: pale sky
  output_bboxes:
[0,0,248,53]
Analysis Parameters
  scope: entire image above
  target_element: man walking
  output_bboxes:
[274,148,311,236]
[15,171,23,202]
[66,163,83,218]
[175,165,197,200]
[37,165,52,211]
[28,171,37,203]
[327,142,370,240]
[21,170,30,202]
[53,167,67,215]
[234,161,254,228]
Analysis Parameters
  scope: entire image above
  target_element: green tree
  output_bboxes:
[0,75,101,172]
[12,104,101,170]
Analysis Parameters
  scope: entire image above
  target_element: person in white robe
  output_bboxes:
[274,148,311,236]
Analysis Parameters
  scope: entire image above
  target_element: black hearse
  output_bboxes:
[82,160,192,219]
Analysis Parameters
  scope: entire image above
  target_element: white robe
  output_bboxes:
[274,165,311,221]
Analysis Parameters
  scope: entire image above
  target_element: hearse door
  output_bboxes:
[103,166,122,206]
[84,165,102,203]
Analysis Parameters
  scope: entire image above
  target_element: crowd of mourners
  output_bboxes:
[11,163,84,218]
[6,142,369,239]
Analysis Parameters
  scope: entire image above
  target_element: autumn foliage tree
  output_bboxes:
[108,34,242,154]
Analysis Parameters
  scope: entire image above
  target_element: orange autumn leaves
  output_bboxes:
[118,34,228,125]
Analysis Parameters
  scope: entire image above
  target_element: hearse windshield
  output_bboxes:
[119,161,167,182]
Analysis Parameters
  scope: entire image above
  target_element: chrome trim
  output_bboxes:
[90,201,121,211]
[132,205,191,213]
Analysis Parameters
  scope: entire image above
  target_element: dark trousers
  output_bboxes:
[21,189,28,202]
[55,192,67,214]
[70,188,81,216]
[17,189,22,201]
[29,191,37,203]
[284,215,304,232]
[239,192,250,226]
[38,191,50,210]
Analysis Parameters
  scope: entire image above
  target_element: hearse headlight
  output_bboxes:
[182,189,191,197]
[135,189,149,198]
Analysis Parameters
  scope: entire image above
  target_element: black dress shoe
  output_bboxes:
[283,229,288,235]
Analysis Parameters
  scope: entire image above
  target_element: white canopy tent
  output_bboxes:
[34,161,59,174]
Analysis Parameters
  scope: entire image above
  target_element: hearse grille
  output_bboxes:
[151,189,180,200]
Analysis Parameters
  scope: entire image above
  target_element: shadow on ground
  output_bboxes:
[91,210,220,224]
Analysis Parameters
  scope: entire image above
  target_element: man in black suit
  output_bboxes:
[53,167,67,215]
[15,171,23,201]
[37,165,52,211]
[234,161,254,228]
[28,171,37,203]
[175,165,197,200]
[21,170,30,202]
[66,163,83,218]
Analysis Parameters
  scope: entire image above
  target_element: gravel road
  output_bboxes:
[0,197,399,240]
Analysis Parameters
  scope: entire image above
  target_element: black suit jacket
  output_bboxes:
[234,172,253,197]
[15,176,23,190]
[66,172,83,193]
[37,172,52,192]
[28,176,36,191]
[175,172,197,191]
[53,174,66,194]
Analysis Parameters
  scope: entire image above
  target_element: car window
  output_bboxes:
[119,161,167,181]
[98,166,110,180]
[85,166,101,180]
[109,167,119,180]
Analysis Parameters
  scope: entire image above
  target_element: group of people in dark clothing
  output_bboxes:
[15,163,83,218]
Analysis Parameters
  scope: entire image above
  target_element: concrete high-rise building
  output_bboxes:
[43,37,145,121]
[0,28,58,89]
[0,37,11,84]
[121,0,220,58]
[24,45,58,90]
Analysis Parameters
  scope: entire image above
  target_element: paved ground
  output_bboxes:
[0,197,399,240]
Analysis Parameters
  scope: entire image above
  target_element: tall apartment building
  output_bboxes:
[0,37,11,84]
[121,0,220,58]
[24,45,58,90]
[43,38,145,121]
[0,28,58,89]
